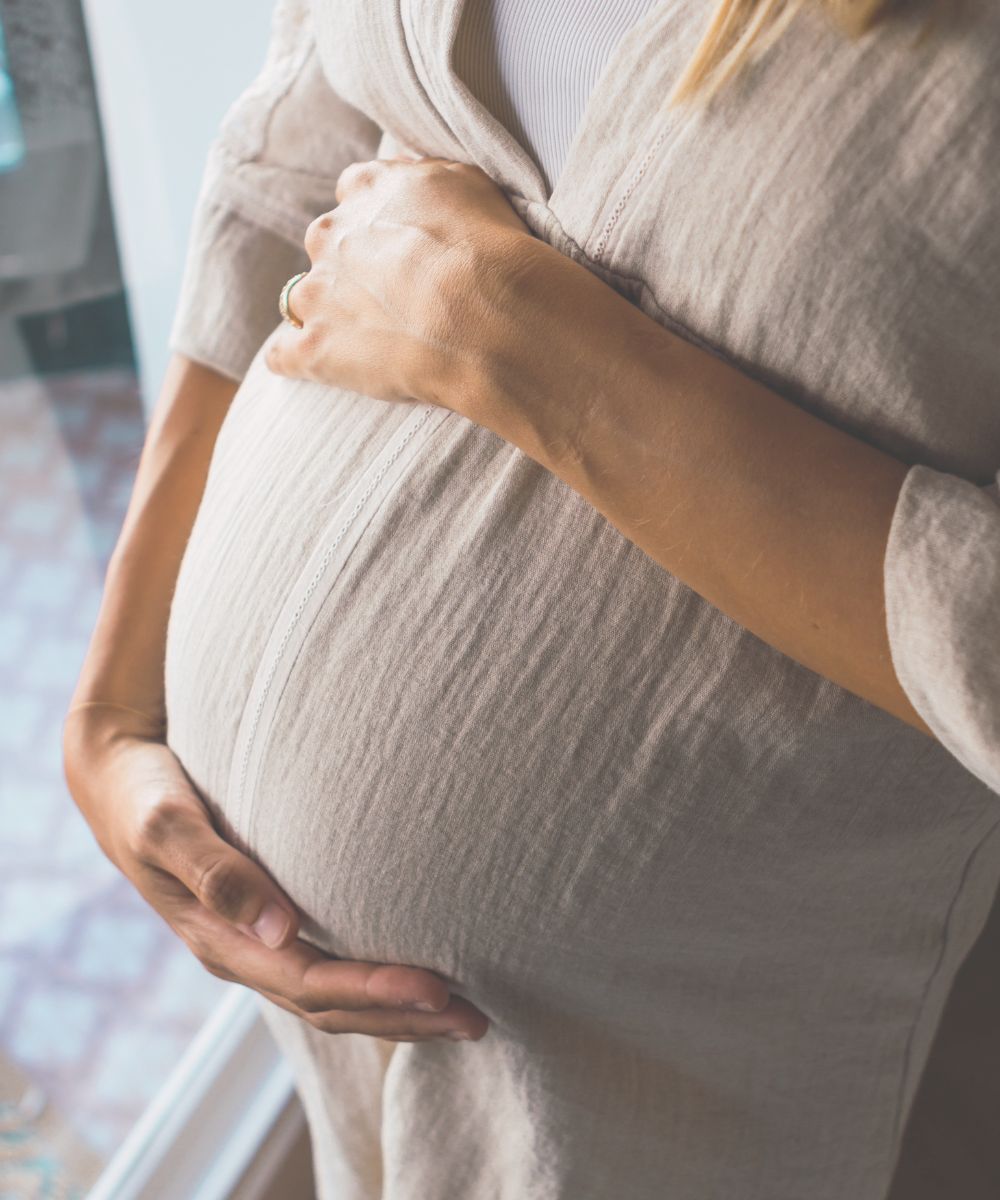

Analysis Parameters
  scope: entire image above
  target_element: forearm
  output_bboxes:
[465,234,932,736]
[67,353,238,736]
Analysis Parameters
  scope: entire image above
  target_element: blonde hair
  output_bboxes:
[667,0,948,108]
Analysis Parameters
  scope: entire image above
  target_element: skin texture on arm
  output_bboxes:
[462,234,932,736]
[264,155,932,737]
[66,354,237,730]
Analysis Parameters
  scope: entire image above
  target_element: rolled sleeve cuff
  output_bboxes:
[168,196,309,383]
[884,462,1000,796]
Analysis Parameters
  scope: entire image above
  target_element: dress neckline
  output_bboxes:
[412,0,677,207]
[449,0,664,198]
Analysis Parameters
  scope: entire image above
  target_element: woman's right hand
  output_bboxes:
[62,703,490,1043]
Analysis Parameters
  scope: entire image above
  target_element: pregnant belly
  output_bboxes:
[164,348,959,1015]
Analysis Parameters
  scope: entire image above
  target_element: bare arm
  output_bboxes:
[458,234,933,735]
[66,353,236,734]
[257,147,999,798]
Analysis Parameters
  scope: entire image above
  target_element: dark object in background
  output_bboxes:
[19,291,135,375]
[0,0,129,378]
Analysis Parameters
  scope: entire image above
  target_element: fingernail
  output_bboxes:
[445,1030,472,1041]
[412,1000,442,1013]
[252,903,290,948]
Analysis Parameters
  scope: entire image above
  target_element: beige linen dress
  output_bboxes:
[163,1,1000,1196]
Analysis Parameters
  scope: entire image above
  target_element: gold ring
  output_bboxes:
[278,271,308,328]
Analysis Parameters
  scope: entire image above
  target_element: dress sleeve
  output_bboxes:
[883,463,1000,796]
[167,0,383,382]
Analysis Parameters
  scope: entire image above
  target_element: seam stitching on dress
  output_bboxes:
[530,204,732,371]
[888,811,1000,1159]
[232,404,437,828]
[593,128,669,262]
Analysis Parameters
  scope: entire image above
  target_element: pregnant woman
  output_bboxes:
[63,0,1000,1196]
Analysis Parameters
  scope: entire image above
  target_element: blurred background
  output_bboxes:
[0,1,313,1196]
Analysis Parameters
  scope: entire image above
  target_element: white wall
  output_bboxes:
[81,0,275,416]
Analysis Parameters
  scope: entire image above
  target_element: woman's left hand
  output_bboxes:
[264,155,533,410]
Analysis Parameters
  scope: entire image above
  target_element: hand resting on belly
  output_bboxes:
[63,702,491,1044]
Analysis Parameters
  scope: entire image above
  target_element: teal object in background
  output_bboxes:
[0,17,25,173]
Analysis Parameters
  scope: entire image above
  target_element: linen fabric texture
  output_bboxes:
[164,1,1000,1197]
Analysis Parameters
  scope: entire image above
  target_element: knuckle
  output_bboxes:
[304,211,336,255]
[298,325,325,360]
[337,160,377,195]
[422,161,449,186]
[309,1011,346,1034]
[130,798,187,859]
[194,855,245,917]
[290,982,327,1014]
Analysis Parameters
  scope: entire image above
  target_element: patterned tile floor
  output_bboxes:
[1,368,229,1198]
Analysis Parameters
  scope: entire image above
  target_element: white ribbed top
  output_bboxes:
[453,0,660,193]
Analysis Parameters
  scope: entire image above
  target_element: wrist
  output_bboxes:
[442,230,576,456]
[456,230,659,481]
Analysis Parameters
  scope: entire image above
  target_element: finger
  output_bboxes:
[253,985,448,1040]
[306,991,491,1039]
[134,793,299,949]
[331,154,438,204]
[304,213,336,261]
[253,983,489,1041]
[178,906,457,1015]
[265,323,316,381]
[264,326,299,378]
